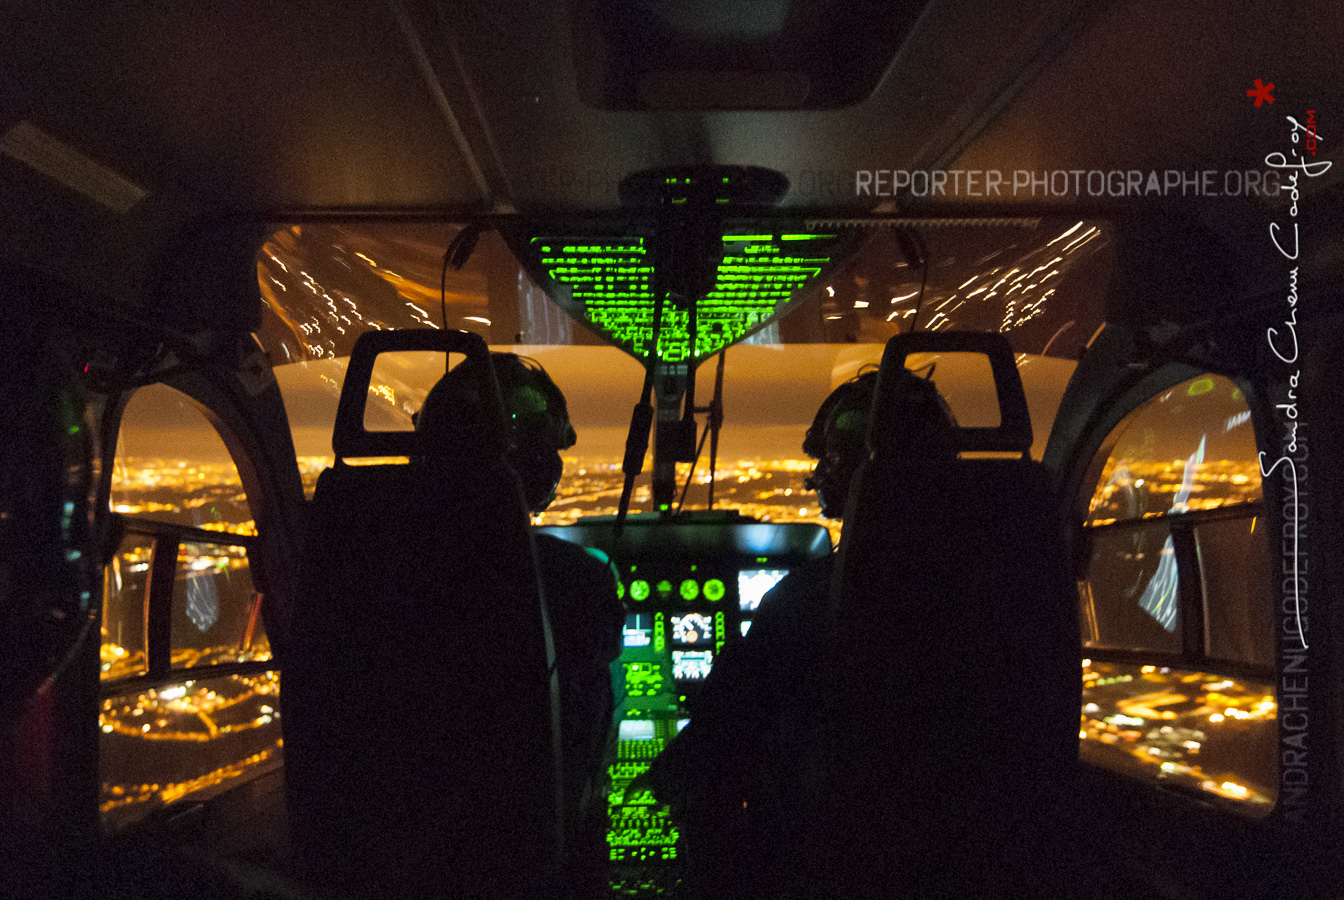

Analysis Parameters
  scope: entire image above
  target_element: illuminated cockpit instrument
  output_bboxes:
[618,719,656,741]
[672,650,714,681]
[738,569,789,611]
[515,231,852,363]
[539,518,831,895]
[624,613,652,648]
[670,613,713,646]
[501,167,861,363]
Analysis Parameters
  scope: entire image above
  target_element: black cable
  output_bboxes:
[440,243,451,338]
[615,289,665,535]
[706,349,726,510]
[672,347,727,514]
[674,421,711,515]
[905,230,930,335]
[441,223,485,367]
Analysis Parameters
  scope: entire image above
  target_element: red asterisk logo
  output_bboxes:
[1247,79,1275,107]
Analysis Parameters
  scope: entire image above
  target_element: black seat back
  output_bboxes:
[807,332,1079,897]
[282,329,562,899]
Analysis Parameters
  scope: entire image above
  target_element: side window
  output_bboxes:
[1077,374,1275,814]
[99,384,280,832]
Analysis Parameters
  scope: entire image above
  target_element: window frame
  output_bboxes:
[1079,500,1270,682]
[1075,367,1272,678]
[95,375,289,835]
[1069,365,1281,817]
[100,516,275,699]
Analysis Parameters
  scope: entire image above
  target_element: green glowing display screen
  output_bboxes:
[520,230,851,363]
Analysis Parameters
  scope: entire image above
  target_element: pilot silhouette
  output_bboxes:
[646,366,956,900]
[417,352,623,900]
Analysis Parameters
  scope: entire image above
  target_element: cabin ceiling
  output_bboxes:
[1,0,1339,308]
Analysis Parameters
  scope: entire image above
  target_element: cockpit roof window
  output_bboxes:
[254,219,1111,365]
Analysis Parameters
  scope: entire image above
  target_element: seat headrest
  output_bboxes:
[866,368,961,459]
[331,329,510,461]
[871,332,1033,457]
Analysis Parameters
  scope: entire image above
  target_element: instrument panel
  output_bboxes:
[538,516,830,895]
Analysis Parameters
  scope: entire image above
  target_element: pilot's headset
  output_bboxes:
[803,370,879,468]
[415,352,577,512]
[802,370,879,517]
[803,366,958,513]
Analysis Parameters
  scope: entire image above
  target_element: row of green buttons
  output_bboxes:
[620,578,726,603]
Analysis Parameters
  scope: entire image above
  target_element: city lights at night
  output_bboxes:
[1079,660,1275,811]
[99,672,283,830]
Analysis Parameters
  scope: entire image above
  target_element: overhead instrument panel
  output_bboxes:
[515,230,853,362]
[499,166,859,365]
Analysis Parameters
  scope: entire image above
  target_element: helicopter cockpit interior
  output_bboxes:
[2,1,1342,898]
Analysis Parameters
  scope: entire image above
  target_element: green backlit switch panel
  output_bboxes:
[529,232,847,363]
[607,719,681,896]
[623,661,665,699]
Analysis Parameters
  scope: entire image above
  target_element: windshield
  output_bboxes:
[256,219,1111,360]
[257,220,1100,536]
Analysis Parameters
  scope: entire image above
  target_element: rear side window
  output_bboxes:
[1076,374,1275,814]
[99,384,280,832]
[1084,374,1261,527]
